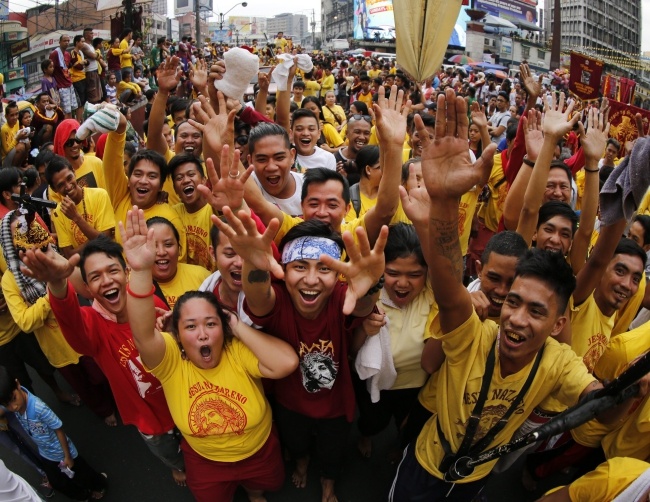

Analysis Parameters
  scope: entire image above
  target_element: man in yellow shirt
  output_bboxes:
[319,67,335,102]
[117,69,143,104]
[46,156,115,258]
[390,90,638,501]
[119,29,134,76]
[274,32,287,53]
[1,101,30,167]
[303,72,321,98]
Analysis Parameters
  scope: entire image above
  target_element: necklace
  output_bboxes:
[80,188,88,222]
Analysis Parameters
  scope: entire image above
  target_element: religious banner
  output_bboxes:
[569,52,604,101]
[607,99,650,155]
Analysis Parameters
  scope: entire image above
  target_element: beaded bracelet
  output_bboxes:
[364,275,385,297]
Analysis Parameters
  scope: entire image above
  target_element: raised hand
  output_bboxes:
[211,206,284,279]
[419,88,496,200]
[399,165,431,227]
[156,56,182,93]
[19,244,79,283]
[197,146,253,212]
[188,58,208,93]
[319,226,388,315]
[189,93,236,158]
[207,60,226,110]
[374,84,411,146]
[523,109,544,161]
[520,62,543,101]
[470,101,488,129]
[542,91,580,140]
[118,207,156,272]
[580,98,610,164]
[258,67,275,92]
[59,196,80,222]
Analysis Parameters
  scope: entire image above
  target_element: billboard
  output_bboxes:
[475,0,538,24]
[353,0,469,47]
[174,0,193,16]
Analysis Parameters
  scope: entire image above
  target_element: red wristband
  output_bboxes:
[126,283,156,299]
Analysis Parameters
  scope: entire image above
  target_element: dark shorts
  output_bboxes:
[73,79,87,107]
[85,70,102,103]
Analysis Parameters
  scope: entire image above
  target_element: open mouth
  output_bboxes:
[184,146,195,154]
[299,290,321,304]
[103,288,120,304]
[199,345,212,360]
[614,290,628,302]
[299,138,313,146]
[504,330,525,345]
[155,259,170,271]
[136,187,149,196]
[230,271,242,285]
[182,185,195,196]
[266,175,281,186]
[489,296,504,308]
[394,290,410,300]
[355,140,366,149]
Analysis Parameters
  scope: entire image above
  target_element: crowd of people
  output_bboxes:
[1,30,650,502]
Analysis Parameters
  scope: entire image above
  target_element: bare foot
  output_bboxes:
[357,436,372,458]
[244,487,266,502]
[321,477,338,502]
[171,469,187,486]
[104,413,117,427]
[56,392,81,407]
[521,466,537,492]
[292,456,309,488]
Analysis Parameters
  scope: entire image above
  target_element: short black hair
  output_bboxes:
[121,29,132,39]
[360,75,370,83]
[350,101,369,115]
[537,201,578,235]
[292,80,305,89]
[34,149,55,170]
[481,231,528,265]
[40,60,53,72]
[0,167,22,207]
[356,145,380,179]
[171,291,234,346]
[633,215,650,246]
[301,168,350,206]
[248,122,291,154]
[127,149,169,181]
[291,108,319,128]
[73,34,83,45]
[401,157,421,184]
[0,366,18,405]
[170,98,190,119]
[384,223,425,268]
[146,216,180,245]
[44,154,73,188]
[506,122,518,142]
[301,96,325,121]
[606,138,621,150]
[5,100,18,113]
[515,248,576,314]
[79,235,127,283]
[279,219,345,255]
[549,161,573,186]
[92,37,103,49]
[167,153,205,179]
[409,112,434,134]
[614,238,648,268]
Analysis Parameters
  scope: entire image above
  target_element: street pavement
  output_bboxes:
[3,370,573,501]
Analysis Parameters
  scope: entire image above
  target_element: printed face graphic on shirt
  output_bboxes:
[188,385,247,437]
[300,350,338,393]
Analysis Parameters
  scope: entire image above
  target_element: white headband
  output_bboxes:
[281,236,341,264]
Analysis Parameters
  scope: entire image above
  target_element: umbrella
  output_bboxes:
[448,54,477,65]
[394,0,462,82]
[486,69,508,80]
[483,14,518,30]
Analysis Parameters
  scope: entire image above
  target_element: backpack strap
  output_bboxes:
[349,183,362,218]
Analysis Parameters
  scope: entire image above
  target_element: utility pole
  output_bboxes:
[550,0,561,70]
[311,8,315,47]
[195,0,201,43]
[55,0,59,29]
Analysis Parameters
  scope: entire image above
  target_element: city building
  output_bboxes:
[1,20,29,95]
[321,0,353,41]
[543,0,640,56]
[266,13,309,43]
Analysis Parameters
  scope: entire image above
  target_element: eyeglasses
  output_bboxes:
[64,138,84,148]
[349,114,372,123]
[235,135,249,146]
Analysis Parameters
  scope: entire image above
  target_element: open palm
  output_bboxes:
[118,207,156,272]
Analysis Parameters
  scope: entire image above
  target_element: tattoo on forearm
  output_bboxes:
[247,270,270,283]
[430,217,463,281]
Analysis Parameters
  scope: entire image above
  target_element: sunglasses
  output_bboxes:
[349,114,372,123]
[64,138,85,148]
[235,135,249,146]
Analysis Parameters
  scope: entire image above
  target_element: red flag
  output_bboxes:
[607,99,650,155]
[569,52,604,101]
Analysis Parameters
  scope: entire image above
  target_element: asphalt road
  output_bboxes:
[3,370,575,502]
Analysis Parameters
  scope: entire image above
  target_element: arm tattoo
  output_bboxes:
[430,217,463,281]
[247,270,270,283]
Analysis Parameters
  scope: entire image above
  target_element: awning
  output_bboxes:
[483,14,517,30]
[514,19,543,32]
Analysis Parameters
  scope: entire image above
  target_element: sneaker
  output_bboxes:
[40,477,54,498]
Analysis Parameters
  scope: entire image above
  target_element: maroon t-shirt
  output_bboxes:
[245,281,364,422]
[49,48,72,88]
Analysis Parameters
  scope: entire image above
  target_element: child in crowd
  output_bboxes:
[105,73,118,105]
[0,366,108,501]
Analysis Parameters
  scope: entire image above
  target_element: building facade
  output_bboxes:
[266,13,308,42]
[543,0,640,56]
[321,0,353,41]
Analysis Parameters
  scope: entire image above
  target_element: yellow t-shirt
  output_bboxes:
[368,69,381,79]
[1,122,18,159]
[274,213,366,247]
[414,311,595,483]
[52,187,115,249]
[570,293,615,373]
[380,286,435,390]
[158,262,211,309]
[103,132,188,262]
[344,188,410,225]
[303,80,321,98]
[69,50,85,83]
[572,322,650,449]
[0,244,21,347]
[173,203,214,271]
[119,39,133,68]
[567,458,650,501]
[321,123,344,148]
[612,277,645,336]
[477,153,508,233]
[576,168,585,211]
[459,188,479,257]
[357,91,374,108]
[2,270,80,367]
[148,332,272,462]
[50,155,108,205]
[320,74,335,94]
[322,104,346,129]
[117,80,141,96]
[637,187,650,215]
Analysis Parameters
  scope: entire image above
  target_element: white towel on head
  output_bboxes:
[273,53,314,91]
[355,317,396,403]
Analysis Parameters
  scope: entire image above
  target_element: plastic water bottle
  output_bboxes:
[58,461,75,478]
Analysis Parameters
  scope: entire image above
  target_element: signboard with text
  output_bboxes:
[475,0,537,23]
[569,51,604,101]
[11,39,30,57]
